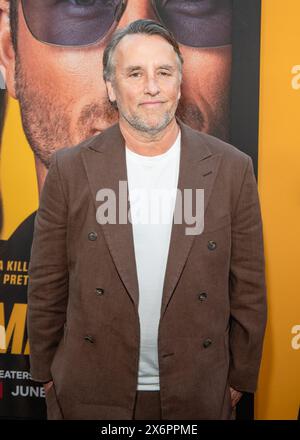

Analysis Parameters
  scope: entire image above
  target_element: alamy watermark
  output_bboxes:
[95,181,204,236]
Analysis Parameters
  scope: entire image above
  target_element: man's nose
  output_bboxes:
[117,0,158,28]
[144,77,160,96]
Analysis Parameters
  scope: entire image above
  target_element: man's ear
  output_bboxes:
[178,87,181,101]
[0,0,16,98]
[105,80,117,104]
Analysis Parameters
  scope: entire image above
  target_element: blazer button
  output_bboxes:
[198,292,208,302]
[95,287,104,296]
[207,240,217,250]
[203,338,212,348]
[88,231,97,241]
[84,335,94,343]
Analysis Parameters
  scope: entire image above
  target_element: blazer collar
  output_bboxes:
[87,116,212,162]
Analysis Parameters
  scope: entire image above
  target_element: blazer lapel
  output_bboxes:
[160,119,222,318]
[81,124,140,309]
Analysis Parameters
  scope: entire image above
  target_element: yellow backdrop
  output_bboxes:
[0,98,38,240]
[256,0,300,420]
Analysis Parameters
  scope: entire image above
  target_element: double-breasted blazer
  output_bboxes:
[27,118,267,420]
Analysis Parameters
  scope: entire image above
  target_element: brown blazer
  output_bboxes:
[27,118,267,420]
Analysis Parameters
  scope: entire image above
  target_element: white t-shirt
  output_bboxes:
[125,130,181,390]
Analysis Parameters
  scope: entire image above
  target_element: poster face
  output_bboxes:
[14,0,232,170]
[0,0,260,419]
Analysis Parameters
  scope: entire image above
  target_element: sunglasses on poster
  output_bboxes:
[20,0,232,48]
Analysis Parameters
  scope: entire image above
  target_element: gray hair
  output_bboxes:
[103,19,184,83]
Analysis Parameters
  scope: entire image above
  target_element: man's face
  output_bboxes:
[106,34,181,135]
[3,0,232,168]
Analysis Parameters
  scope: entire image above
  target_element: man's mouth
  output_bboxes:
[140,101,166,106]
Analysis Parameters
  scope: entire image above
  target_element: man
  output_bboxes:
[0,0,232,190]
[27,19,267,420]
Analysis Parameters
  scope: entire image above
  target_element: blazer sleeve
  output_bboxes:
[228,156,267,393]
[27,151,69,383]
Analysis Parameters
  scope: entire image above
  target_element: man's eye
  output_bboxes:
[159,71,171,76]
[130,72,141,78]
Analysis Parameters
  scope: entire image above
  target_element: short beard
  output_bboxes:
[15,55,117,169]
[176,94,230,141]
[15,56,71,169]
[121,109,175,137]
